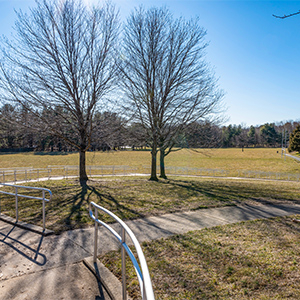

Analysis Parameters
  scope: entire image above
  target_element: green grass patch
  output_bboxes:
[100,215,300,299]
[1,177,300,233]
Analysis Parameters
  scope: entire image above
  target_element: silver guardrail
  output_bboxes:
[0,183,52,230]
[89,201,155,300]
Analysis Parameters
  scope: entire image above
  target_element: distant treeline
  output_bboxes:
[0,104,298,151]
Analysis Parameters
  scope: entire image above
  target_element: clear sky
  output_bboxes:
[0,0,300,127]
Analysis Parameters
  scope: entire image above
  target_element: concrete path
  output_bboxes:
[0,220,111,300]
[1,203,300,299]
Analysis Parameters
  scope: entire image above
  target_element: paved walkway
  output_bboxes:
[1,203,300,299]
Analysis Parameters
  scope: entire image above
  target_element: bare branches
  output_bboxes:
[120,7,223,179]
[0,0,119,181]
[273,10,300,19]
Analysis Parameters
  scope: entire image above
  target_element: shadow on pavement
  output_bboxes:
[0,225,46,266]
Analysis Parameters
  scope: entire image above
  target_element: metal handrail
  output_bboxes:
[89,201,155,300]
[0,183,52,230]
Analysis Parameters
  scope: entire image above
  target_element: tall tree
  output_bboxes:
[260,123,279,147]
[0,104,19,149]
[288,125,300,153]
[0,0,119,183]
[120,7,223,180]
[183,121,222,149]
[91,111,126,151]
[247,125,256,147]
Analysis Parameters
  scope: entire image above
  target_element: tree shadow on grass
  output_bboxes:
[33,151,72,156]
[160,178,300,207]
[46,181,144,233]
[87,185,144,219]
[8,177,300,234]
[158,178,243,206]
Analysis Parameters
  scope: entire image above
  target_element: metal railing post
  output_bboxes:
[15,187,18,222]
[94,208,98,263]
[42,190,46,230]
[0,183,52,229]
[121,227,127,300]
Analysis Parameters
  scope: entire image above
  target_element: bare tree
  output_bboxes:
[91,111,126,150]
[0,0,119,183]
[183,120,222,149]
[120,7,223,180]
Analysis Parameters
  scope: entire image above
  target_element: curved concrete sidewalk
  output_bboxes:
[1,203,300,299]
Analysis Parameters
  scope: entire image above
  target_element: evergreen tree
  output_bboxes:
[288,125,300,153]
[247,125,256,146]
[260,123,278,147]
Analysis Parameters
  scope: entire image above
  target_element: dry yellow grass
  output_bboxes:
[1,177,300,233]
[101,215,300,299]
[0,148,298,175]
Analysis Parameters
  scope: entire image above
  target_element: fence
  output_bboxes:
[0,165,140,183]
[0,165,299,183]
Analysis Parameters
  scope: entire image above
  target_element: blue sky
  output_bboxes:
[0,0,300,127]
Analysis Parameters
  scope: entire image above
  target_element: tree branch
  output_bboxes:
[273,10,300,19]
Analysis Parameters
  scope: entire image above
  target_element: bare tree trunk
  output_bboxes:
[150,140,158,181]
[79,149,88,184]
[159,148,167,179]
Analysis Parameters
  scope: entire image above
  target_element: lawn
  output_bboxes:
[1,176,300,233]
[100,214,300,299]
[0,148,299,175]
[1,149,300,299]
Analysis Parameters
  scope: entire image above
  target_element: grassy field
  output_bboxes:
[101,214,300,299]
[0,148,299,175]
[99,216,300,300]
[1,150,299,299]
[1,176,300,233]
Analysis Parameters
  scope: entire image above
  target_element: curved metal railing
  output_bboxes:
[89,201,155,300]
[0,183,52,230]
